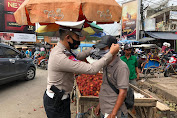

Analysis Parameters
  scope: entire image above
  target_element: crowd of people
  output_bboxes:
[17,46,51,66]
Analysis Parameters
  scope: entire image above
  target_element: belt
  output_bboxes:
[46,90,69,100]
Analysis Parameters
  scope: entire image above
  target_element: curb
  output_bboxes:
[139,80,177,104]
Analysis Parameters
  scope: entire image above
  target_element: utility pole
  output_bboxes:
[140,0,144,31]
[136,0,141,40]
[138,0,144,40]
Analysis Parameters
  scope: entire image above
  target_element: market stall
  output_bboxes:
[74,74,157,118]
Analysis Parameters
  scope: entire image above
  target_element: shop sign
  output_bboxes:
[0,32,36,42]
[0,0,35,33]
[170,11,177,20]
[122,0,138,40]
[144,18,156,31]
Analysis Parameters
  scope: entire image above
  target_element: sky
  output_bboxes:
[115,0,177,8]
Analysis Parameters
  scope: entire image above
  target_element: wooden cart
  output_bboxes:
[75,81,157,118]
[129,84,157,118]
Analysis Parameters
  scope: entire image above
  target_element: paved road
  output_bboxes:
[0,69,76,118]
[0,69,48,118]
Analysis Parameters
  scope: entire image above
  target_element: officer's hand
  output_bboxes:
[110,44,120,55]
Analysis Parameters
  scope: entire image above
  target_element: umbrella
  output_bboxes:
[90,32,106,38]
[36,24,59,33]
[14,0,122,25]
[35,21,103,37]
[82,22,103,36]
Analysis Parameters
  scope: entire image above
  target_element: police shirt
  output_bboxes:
[47,42,113,95]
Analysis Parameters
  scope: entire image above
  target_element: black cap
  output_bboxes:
[94,35,117,49]
[124,43,132,50]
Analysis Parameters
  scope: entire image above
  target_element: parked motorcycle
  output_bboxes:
[164,54,177,77]
[38,58,48,70]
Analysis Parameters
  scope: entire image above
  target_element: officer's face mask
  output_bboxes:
[68,35,80,49]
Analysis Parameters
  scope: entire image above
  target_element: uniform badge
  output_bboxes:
[63,49,71,56]
[108,73,111,78]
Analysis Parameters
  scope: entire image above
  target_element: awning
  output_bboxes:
[14,45,34,49]
[139,37,155,43]
[145,32,177,40]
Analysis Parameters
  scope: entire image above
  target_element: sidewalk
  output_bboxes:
[139,75,177,104]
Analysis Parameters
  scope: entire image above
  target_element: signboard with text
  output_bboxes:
[122,0,138,40]
[144,18,156,31]
[0,0,35,33]
[0,32,36,42]
[170,11,177,20]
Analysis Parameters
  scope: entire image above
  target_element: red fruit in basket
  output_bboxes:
[94,81,98,85]
[90,91,93,95]
[76,73,103,96]
[90,87,93,90]
[93,87,97,91]
[94,92,98,96]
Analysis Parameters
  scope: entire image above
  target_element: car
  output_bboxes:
[0,43,36,85]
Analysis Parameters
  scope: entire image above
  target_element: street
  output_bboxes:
[0,69,77,118]
[0,69,48,118]
[0,68,177,118]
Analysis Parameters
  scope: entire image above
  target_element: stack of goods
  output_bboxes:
[76,73,103,96]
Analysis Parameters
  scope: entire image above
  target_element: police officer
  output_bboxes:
[43,21,120,118]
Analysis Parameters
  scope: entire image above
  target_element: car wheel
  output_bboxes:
[26,67,36,80]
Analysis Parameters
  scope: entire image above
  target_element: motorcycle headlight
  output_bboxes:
[169,57,174,63]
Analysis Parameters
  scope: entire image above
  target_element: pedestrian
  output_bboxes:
[43,22,120,118]
[94,36,129,118]
[34,47,40,57]
[21,47,26,54]
[120,44,139,86]
[25,48,32,58]
[37,47,46,65]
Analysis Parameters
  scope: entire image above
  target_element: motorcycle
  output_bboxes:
[164,54,177,77]
[33,55,48,70]
[38,58,48,70]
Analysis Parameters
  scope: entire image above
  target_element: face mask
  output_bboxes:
[99,49,110,57]
[68,36,80,49]
[90,48,109,59]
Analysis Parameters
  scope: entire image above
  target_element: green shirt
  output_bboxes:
[40,51,46,56]
[120,55,138,80]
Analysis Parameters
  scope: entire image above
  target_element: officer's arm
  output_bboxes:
[57,52,112,74]
[76,48,92,60]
